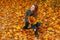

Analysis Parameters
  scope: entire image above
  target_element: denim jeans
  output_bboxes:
[23,22,29,29]
[23,22,40,37]
[31,22,40,29]
[31,22,40,37]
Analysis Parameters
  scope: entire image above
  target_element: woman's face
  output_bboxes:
[30,5,35,11]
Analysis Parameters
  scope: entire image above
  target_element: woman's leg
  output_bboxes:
[31,24,39,38]
[23,22,29,29]
[36,22,40,27]
[34,27,39,38]
[31,22,40,38]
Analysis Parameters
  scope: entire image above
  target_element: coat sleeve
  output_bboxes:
[25,10,31,22]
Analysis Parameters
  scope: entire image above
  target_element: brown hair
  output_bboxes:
[33,4,38,11]
[32,4,38,17]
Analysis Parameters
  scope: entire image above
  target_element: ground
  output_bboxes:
[0,0,60,40]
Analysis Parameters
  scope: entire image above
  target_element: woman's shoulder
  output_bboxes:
[26,10,31,13]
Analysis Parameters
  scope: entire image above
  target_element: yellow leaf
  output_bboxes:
[14,25,21,30]
[47,27,53,31]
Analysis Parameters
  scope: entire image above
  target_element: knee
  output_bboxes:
[36,22,40,27]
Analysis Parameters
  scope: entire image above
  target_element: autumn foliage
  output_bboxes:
[0,0,60,40]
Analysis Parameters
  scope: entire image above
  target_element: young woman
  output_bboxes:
[23,4,40,38]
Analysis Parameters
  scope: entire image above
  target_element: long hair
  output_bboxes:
[32,4,38,17]
[33,4,38,11]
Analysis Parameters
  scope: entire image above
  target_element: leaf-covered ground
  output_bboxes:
[0,0,60,40]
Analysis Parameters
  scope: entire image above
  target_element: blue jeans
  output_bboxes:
[31,22,40,37]
[31,22,40,29]
[23,22,29,29]
[23,22,40,37]
[23,22,40,29]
